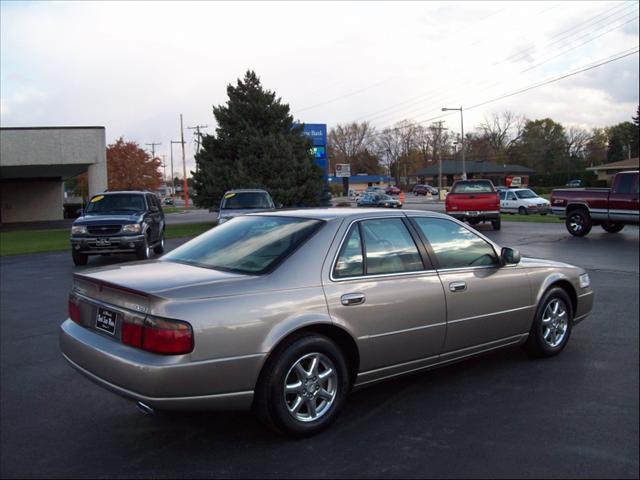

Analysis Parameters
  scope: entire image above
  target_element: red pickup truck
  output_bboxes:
[445,179,501,230]
[550,170,639,236]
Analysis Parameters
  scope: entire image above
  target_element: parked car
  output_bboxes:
[365,186,386,195]
[445,179,501,230]
[357,193,403,208]
[413,184,438,196]
[385,185,401,195]
[163,197,175,206]
[566,179,583,188]
[551,170,639,236]
[500,188,551,215]
[212,189,277,224]
[70,191,165,266]
[61,208,594,436]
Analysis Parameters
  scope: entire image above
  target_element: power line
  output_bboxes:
[352,2,638,125]
[145,142,161,160]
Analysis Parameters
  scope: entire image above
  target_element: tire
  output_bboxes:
[525,287,573,357]
[135,236,152,260]
[492,218,501,230]
[153,233,166,254]
[518,206,527,215]
[72,250,88,266]
[601,222,624,234]
[565,209,592,236]
[254,334,350,437]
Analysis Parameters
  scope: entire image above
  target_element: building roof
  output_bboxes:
[412,160,534,176]
[586,158,639,172]
[328,175,390,183]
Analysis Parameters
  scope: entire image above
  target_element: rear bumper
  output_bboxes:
[448,211,500,222]
[70,235,145,254]
[59,320,263,411]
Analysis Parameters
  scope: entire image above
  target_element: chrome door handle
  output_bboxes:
[449,281,467,292]
[341,293,366,306]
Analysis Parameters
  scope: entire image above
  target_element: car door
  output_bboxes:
[145,194,161,242]
[609,172,639,224]
[409,215,533,354]
[322,217,447,377]
[505,191,518,213]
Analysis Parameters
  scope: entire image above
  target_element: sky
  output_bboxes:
[1,1,639,175]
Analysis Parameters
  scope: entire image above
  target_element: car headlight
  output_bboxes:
[579,273,591,288]
[122,224,142,234]
[71,226,87,235]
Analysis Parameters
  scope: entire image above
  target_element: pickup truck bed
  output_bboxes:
[550,170,639,236]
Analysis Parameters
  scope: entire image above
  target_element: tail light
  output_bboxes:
[68,296,82,324]
[122,315,193,355]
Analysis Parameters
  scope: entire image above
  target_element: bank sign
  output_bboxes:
[302,123,328,179]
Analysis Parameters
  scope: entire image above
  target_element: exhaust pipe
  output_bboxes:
[136,401,155,415]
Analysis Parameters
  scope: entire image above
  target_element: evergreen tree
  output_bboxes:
[192,71,324,209]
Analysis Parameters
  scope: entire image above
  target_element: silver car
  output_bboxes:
[60,209,594,436]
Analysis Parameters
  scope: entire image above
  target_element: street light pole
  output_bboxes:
[442,106,466,180]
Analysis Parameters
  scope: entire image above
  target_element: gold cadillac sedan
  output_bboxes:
[60,209,594,436]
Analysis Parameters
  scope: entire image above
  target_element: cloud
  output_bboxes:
[1,0,638,175]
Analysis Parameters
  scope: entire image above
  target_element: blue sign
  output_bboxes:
[302,124,327,146]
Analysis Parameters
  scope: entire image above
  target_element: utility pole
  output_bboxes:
[161,154,167,183]
[433,121,448,192]
[145,142,161,161]
[180,114,189,209]
[188,124,208,173]
[441,106,466,180]
[170,140,182,196]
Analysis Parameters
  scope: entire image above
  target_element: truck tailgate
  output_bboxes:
[447,193,498,212]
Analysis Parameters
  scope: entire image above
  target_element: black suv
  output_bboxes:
[70,191,165,266]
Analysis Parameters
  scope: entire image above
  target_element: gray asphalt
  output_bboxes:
[1,222,638,478]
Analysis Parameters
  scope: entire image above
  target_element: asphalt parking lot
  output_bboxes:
[1,221,638,478]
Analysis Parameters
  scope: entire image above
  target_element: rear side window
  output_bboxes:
[615,174,635,194]
[361,219,423,275]
[333,225,364,278]
[451,181,495,194]
[414,217,497,269]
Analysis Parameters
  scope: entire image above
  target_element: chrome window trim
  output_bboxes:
[329,215,433,283]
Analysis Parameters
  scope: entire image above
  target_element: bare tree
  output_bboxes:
[376,120,421,187]
[479,111,525,154]
[566,126,590,159]
[327,122,378,173]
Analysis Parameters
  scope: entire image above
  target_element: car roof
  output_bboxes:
[248,208,451,222]
[96,191,148,195]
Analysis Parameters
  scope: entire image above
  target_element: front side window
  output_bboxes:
[163,216,321,274]
[361,218,423,275]
[414,217,498,269]
[507,191,517,200]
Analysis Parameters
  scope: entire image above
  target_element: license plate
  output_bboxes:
[96,238,111,247]
[96,307,117,335]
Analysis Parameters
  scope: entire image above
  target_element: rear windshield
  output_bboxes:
[221,192,274,210]
[451,181,495,194]
[85,194,146,214]
[162,216,322,274]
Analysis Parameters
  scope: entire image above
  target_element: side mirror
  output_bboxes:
[276,203,283,209]
[150,205,159,212]
[500,247,521,265]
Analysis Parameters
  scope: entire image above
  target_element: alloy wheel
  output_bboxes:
[541,298,568,348]
[283,352,337,423]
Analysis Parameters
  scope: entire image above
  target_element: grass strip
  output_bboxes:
[0,222,215,256]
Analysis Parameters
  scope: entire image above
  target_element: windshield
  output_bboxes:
[85,194,146,214]
[451,181,494,194]
[162,216,322,274]
[221,192,274,210]
[515,189,538,199]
